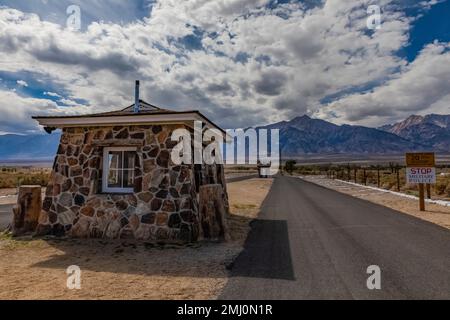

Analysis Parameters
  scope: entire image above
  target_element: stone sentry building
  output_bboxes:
[33,81,228,242]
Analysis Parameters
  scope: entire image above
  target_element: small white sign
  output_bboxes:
[407,167,436,184]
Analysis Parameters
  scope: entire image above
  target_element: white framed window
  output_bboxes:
[102,147,137,193]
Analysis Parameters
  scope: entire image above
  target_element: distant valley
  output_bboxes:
[0,133,61,161]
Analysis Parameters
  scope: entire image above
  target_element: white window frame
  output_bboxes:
[102,147,137,194]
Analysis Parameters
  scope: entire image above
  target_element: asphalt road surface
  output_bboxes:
[221,176,450,300]
[0,204,13,231]
[226,174,260,183]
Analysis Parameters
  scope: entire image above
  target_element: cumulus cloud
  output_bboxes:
[0,0,447,134]
[16,79,28,87]
[317,42,450,126]
[0,88,90,133]
[44,91,62,98]
[254,70,288,96]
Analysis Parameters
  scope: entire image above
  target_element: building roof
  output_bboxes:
[85,100,170,116]
[33,100,226,135]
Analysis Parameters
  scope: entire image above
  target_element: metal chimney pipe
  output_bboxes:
[134,80,140,113]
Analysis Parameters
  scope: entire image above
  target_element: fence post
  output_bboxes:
[426,184,431,199]
[377,167,381,188]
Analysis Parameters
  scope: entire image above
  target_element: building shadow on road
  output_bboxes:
[228,219,295,281]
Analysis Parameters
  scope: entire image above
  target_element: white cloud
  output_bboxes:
[0,88,90,133]
[44,91,62,98]
[16,79,28,87]
[59,98,79,106]
[317,42,450,127]
[0,0,447,134]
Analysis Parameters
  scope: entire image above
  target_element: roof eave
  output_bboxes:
[33,112,228,137]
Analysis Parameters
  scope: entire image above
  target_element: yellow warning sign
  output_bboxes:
[406,153,436,168]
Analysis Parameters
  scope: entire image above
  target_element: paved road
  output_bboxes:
[221,176,450,299]
[0,204,13,231]
[226,174,260,183]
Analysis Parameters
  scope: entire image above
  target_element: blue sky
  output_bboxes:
[0,0,449,134]
[403,0,450,61]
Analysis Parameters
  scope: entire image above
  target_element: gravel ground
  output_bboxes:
[0,179,273,300]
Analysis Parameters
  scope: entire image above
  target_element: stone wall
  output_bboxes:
[36,124,222,242]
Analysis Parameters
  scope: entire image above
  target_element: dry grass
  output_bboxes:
[0,178,273,300]
[293,165,450,201]
[0,167,51,189]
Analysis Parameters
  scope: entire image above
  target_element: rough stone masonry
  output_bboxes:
[35,123,228,242]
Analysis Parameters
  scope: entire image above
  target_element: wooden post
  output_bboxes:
[396,167,401,192]
[426,184,431,199]
[419,183,425,212]
[354,168,357,183]
[12,185,42,236]
[363,169,367,185]
[377,167,381,188]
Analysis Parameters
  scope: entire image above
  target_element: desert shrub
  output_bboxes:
[435,181,448,195]
[0,169,50,188]
[285,160,297,174]
[382,181,396,190]
[233,166,252,171]
[405,183,418,191]
[296,165,318,175]
[446,184,450,197]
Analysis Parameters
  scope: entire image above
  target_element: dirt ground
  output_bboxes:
[0,178,273,300]
[0,188,17,205]
[301,176,450,230]
[0,188,46,205]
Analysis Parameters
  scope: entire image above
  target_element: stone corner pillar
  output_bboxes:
[11,185,42,236]
[198,184,231,242]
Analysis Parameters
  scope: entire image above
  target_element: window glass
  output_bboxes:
[124,151,136,169]
[103,148,136,193]
[108,169,121,188]
[108,151,122,170]
[123,169,134,189]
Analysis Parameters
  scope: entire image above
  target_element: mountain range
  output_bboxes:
[379,114,450,151]
[258,114,449,157]
[0,114,448,160]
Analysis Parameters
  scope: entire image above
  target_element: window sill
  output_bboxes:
[98,192,135,196]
